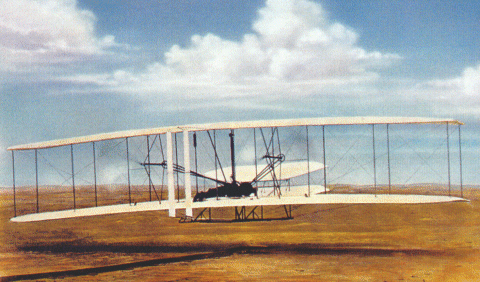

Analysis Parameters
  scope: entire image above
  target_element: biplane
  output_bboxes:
[8,117,467,223]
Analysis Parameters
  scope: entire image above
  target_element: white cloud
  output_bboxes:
[462,65,480,96]
[159,0,400,84]
[0,0,120,72]
[405,63,480,115]
[63,0,400,103]
[420,64,480,97]
[423,64,480,98]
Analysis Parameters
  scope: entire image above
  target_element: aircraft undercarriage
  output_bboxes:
[179,205,294,223]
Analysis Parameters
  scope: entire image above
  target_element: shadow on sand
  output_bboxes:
[1,242,453,281]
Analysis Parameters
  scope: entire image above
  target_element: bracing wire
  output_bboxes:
[392,124,448,185]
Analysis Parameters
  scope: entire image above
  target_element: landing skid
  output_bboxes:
[179,207,212,223]
[179,205,294,223]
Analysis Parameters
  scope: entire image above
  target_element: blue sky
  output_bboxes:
[1,0,479,186]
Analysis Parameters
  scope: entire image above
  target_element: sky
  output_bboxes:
[1,0,479,187]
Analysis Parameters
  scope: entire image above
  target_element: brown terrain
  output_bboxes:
[0,185,479,281]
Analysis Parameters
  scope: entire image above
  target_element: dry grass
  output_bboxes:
[1,185,479,281]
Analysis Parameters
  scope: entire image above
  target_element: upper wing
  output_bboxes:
[8,117,462,151]
[204,161,325,183]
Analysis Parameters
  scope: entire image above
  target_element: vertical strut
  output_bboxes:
[193,133,198,194]
[126,138,131,204]
[372,124,377,193]
[271,127,275,157]
[175,133,179,202]
[12,151,16,217]
[276,127,282,183]
[459,125,463,198]
[184,130,192,217]
[71,145,76,210]
[93,142,97,207]
[306,126,310,197]
[386,124,391,194]
[146,135,152,201]
[159,134,164,201]
[214,130,218,200]
[35,149,39,213]
[254,128,258,193]
[229,130,236,183]
[167,132,175,217]
[322,126,327,193]
[446,123,451,196]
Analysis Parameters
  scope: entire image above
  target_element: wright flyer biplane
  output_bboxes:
[8,117,468,223]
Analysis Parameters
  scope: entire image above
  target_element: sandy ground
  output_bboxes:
[0,186,479,281]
